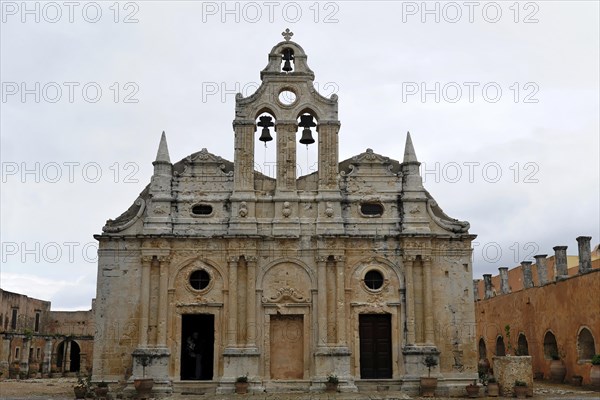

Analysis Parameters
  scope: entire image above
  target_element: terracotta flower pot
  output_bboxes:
[465,384,480,398]
[235,381,249,394]
[325,381,338,392]
[73,386,87,399]
[487,382,499,397]
[514,385,528,398]
[550,360,566,383]
[591,365,600,387]
[134,378,153,397]
[420,377,437,397]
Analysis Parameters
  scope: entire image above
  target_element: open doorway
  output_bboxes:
[180,314,214,380]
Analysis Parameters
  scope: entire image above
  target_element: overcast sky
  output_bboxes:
[1,1,598,310]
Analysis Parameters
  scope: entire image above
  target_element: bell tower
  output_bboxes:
[229,29,343,236]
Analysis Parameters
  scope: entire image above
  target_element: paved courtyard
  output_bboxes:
[1,378,599,400]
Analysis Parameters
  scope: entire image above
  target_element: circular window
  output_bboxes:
[189,270,210,290]
[278,89,297,105]
[364,270,384,290]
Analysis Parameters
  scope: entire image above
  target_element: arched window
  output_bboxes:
[543,331,559,359]
[478,338,487,360]
[517,333,529,356]
[577,327,596,362]
[496,336,506,356]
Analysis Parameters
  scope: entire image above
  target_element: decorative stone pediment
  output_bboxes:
[174,148,233,178]
[262,286,309,304]
[340,149,400,177]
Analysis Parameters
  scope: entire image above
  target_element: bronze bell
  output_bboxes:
[282,48,294,72]
[257,115,274,143]
[298,114,316,145]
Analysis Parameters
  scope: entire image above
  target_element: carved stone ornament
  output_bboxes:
[325,202,334,217]
[238,201,248,218]
[262,287,309,303]
[282,201,292,218]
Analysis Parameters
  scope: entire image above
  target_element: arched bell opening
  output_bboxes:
[255,111,277,178]
[281,47,295,73]
[296,111,318,178]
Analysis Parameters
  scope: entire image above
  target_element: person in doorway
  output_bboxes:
[186,332,203,379]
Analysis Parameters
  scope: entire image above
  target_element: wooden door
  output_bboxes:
[359,314,392,379]
[270,315,303,379]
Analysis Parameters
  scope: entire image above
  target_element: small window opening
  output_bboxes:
[360,202,384,216]
[11,309,17,330]
[364,270,384,290]
[190,270,211,290]
[192,204,213,216]
[34,312,40,332]
[15,347,20,359]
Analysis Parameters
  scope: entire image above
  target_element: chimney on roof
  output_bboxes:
[483,274,493,299]
[521,261,534,288]
[576,236,592,274]
[499,267,510,294]
[553,246,569,280]
[534,254,548,285]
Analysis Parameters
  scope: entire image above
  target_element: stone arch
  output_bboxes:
[259,260,313,303]
[517,333,529,356]
[495,336,506,356]
[255,106,278,121]
[577,327,595,361]
[257,258,316,290]
[169,256,225,291]
[478,337,487,360]
[55,339,81,372]
[543,330,559,359]
[347,256,404,291]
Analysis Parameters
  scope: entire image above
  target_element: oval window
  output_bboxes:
[189,270,210,290]
[192,204,213,215]
[360,202,383,216]
[364,270,384,290]
[278,90,297,106]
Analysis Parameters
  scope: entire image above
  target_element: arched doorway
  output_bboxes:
[543,331,559,359]
[496,336,506,356]
[55,339,81,372]
[69,341,80,372]
[56,341,64,370]
[478,338,487,360]
[577,327,595,361]
[517,334,529,356]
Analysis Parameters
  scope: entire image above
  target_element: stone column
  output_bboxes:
[422,257,434,344]
[227,256,239,346]
[63,340,71,372]
[534,254,548,285]
[316,256,327,347]
[157,256,170,346]
[553,246,569,280]
[473,279,480,300]
[483,274,493,299]
[42,338,52,374]
[576,236,592,273]
[232,120,256,192]
[521,261,534,288]
[275,121,297,192]
[335,256,347,345]
[20,338,30,375]
[317,121,340,190]
[498,267,510,294]
[246,257,257,347]
[138,256,153,347]
[404,256,416,345]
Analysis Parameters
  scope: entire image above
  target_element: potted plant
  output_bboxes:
[465,379,480,398]
[235,375,249,394]
[73,373,90,399]
[486,376,499,397]
[514,380,528,398]
[549,351,566,383]
[133,355,153,397]
[95,381,109,398]
[591,354,600,387]
[420,355,438,397]
[570,375,583,386]
[325,374,339,393]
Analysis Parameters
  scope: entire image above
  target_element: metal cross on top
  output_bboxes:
[282,28,293,41]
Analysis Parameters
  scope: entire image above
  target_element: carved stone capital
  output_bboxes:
[227,256,239,264]
[245,256,258,263]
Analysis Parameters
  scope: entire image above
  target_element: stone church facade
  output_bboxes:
[92,32,477,396]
